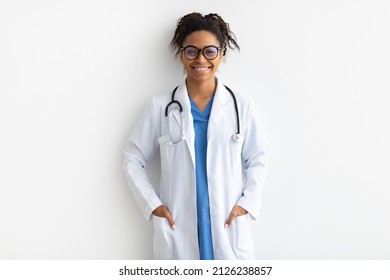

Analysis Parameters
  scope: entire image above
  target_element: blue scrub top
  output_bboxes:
[189,95,214,260]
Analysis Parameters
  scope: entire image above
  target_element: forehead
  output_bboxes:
[183,30,220,47]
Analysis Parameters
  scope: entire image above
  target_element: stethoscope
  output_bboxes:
[165,85,243,143]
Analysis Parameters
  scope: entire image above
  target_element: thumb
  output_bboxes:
[224,211,236,229]
[165,210,176,230]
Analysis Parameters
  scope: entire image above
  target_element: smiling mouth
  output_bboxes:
[192,66,212,71]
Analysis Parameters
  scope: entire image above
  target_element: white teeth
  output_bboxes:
[194,67,209,71]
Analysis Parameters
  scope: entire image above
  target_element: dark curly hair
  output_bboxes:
[170,12,240,57]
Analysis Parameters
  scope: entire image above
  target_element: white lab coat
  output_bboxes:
[123,79,268,259]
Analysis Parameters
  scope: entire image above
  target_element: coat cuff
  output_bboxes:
[144,198,163,221]
[236,196,261,220]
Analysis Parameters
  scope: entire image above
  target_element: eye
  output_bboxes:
[204,47,218,58]
[205,48,217,55]
[186,50,196,55]
[185,47,197,57]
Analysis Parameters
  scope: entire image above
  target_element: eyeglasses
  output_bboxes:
[180,45,222,60]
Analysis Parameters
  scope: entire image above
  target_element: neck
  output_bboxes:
[186,77,217,99]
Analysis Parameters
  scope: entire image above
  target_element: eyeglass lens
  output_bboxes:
[183,46,219,60]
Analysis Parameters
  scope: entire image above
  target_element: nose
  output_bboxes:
[195,51,207,62]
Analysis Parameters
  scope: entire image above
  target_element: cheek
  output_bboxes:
[212,58,223,69]
[180,56,191,68]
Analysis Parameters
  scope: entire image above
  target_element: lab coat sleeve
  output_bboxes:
[236,98,268,220]
[122,98,162,221]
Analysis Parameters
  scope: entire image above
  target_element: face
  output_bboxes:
[180,30,223,84]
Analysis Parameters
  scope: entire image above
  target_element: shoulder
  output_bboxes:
[151,91,172,105]
[222,84,252,107]
[221,84,262,126]
[144,86,179,111]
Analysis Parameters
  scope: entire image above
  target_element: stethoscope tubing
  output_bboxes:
[165,84,241,142]
[224,85,240,136]
[165,86,181,117]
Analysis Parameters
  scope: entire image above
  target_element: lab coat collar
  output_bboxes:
[174,77,231,111]
[214,77,231,105]
[209,78,232,125]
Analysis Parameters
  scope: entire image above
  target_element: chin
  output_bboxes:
[187,72,217,83]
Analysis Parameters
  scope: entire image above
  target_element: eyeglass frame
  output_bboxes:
[180,45,223,61]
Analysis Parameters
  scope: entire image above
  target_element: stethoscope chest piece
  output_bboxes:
[232,133,244,143]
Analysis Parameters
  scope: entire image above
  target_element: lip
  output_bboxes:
[191,65,212,72]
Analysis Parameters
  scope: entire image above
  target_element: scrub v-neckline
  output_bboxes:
[189,96,214,116]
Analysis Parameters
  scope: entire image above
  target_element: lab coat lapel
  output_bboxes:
[208,81,230,139]
[175,83,196,167]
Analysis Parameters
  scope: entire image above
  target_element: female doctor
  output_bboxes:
[123,12,267,260]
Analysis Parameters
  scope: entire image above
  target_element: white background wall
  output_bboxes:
[1,0,389,259]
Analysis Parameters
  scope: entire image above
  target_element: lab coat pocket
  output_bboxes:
[158,134,172,171]
[152,215,172,259]
[232,214,255,259]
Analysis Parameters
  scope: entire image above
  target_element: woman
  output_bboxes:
[123,12,267,260]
